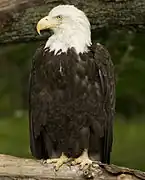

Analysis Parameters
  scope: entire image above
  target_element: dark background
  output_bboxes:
[0,29,145,171]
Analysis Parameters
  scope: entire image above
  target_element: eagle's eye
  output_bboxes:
[56,15,62,20]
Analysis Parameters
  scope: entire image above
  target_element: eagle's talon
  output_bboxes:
[45,153,69,171]
[80,160,92,170]
[72,150,92,170]
[46,158,58,164]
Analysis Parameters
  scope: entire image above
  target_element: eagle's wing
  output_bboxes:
[29,45,49,159]
[92,43,115,164]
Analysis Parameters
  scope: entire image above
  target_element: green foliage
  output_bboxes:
[0,116,30,157]
[112,117,145,171]
[0,42,40,114]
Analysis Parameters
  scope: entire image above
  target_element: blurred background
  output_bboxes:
[0,29,145,171]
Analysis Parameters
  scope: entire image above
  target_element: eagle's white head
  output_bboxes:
[36,5,92,55]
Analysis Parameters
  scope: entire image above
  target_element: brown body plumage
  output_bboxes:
[29,42,115,164]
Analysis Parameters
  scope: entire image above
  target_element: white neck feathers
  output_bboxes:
[44,16,92,55]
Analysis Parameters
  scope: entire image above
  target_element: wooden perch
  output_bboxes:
[0,154,145,180]
[0,0,145,44]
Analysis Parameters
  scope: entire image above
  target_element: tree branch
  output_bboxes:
[0,0,145,44]
[0,154,145,180]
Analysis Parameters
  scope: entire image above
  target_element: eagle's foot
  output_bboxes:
[46,153,69,171]
[72,149,92,170]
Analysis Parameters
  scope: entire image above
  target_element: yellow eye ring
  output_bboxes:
[56,15,62,19]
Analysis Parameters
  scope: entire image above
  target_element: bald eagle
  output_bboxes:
[29,5,115,170]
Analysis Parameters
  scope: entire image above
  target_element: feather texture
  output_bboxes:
[29,42,115,163]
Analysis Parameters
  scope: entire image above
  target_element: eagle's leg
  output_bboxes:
[46,153,70,171]
[72,149,92,169]
[72,127,92,169]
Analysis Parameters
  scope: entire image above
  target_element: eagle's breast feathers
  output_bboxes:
[29,42,115,162]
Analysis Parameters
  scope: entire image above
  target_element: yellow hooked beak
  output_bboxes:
[36,16,56,35]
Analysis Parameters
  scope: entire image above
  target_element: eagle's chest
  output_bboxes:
[41,52,89,88]
[36,49,100,104]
